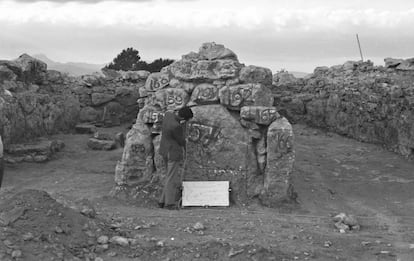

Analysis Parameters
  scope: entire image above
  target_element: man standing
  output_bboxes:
[158,106,193,209]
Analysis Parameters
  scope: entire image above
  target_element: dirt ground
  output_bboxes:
[1,124,414,261]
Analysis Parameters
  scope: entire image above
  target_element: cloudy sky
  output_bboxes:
[1,0,414,72]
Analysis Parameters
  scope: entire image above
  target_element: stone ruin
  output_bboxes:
[113,43,295,207]
[273,58,414,158]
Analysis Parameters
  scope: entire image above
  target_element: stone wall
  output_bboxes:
[273,59,414,158]
[114,43,295,207]
[0,54,81,145]
[0,54,148,146]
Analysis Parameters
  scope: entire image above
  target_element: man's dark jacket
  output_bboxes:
[159,111,186,161]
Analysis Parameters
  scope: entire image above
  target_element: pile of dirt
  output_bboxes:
[0,189,113,260]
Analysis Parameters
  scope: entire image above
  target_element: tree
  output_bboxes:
[146,58,175,73]
[103,48,175,72]
[104,47,141,71]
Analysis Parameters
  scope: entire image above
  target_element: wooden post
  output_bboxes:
[356,34,364,61]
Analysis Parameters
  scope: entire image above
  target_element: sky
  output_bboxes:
[1,0,414,73]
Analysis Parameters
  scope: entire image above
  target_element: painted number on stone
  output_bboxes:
[188,123,220,145]
[131,144,146,154]
[167,95,183,106]
[149,78,169,91]
[274,132,293,153]
[230,88,252,106]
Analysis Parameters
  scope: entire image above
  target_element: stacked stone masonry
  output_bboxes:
[115,43,295,206]
[273,59,414,158]
[0,54,147,147]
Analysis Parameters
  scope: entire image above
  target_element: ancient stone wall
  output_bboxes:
[0,54,81,145]
[0,54,148,147]
[114,43,295,206]
[273,59,414,158]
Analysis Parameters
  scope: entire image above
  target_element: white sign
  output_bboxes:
[182,181,229,207]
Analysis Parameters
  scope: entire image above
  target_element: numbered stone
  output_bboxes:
[188,122,220,146]
[261,117,295,207]
[114,122,154,185]
[189,83,220,105]
[240,106,280,125]
[151,88,189,111]
[219,84,273,110]
[145,72,170,92]
[137,105,164,124]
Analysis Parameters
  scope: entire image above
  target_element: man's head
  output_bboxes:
[177,106,193,121]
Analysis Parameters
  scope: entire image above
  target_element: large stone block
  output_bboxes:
[189,83,220,105]
[149,88,189,111]
[198,42,238,61]
[79,106,99,122]
[239,65,273,85]
[185,105,259,203]
[87,138,116,150]
[145,72,171,92]
[240,106,280,125]
[261,117,295,206]
[219,84,273,110]
[115,122,154,185]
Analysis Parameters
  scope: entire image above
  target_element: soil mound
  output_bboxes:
[0,189,111,261]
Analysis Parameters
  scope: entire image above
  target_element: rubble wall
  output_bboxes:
[273,60,414,158]
[0,54,147,146]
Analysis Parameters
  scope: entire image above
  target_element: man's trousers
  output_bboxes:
[159,160,182,206]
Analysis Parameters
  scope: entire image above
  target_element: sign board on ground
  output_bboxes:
[182,181,229,207]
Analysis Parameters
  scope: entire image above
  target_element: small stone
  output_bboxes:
[156,240,164,247]
[97,236,109,244]
[75,124,97,134]
[343,215,358,226]
[193,222,205,231]
[110,236,129,247]
[85,231,96,237]
[22,232,34,241]
[81,206,97,218]
[324,241,332,247]
[11,250,22,258]
[351,224,361,231]
[107,251,117,257]
[95,257,104,261]
[334,222,350,233]
[54,226,64,234]
[332,213,346,222]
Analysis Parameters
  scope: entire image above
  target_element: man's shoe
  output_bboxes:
[158,202,164,208]
[164,204,178,210]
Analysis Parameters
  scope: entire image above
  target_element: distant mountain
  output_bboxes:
[32,54,105,76]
